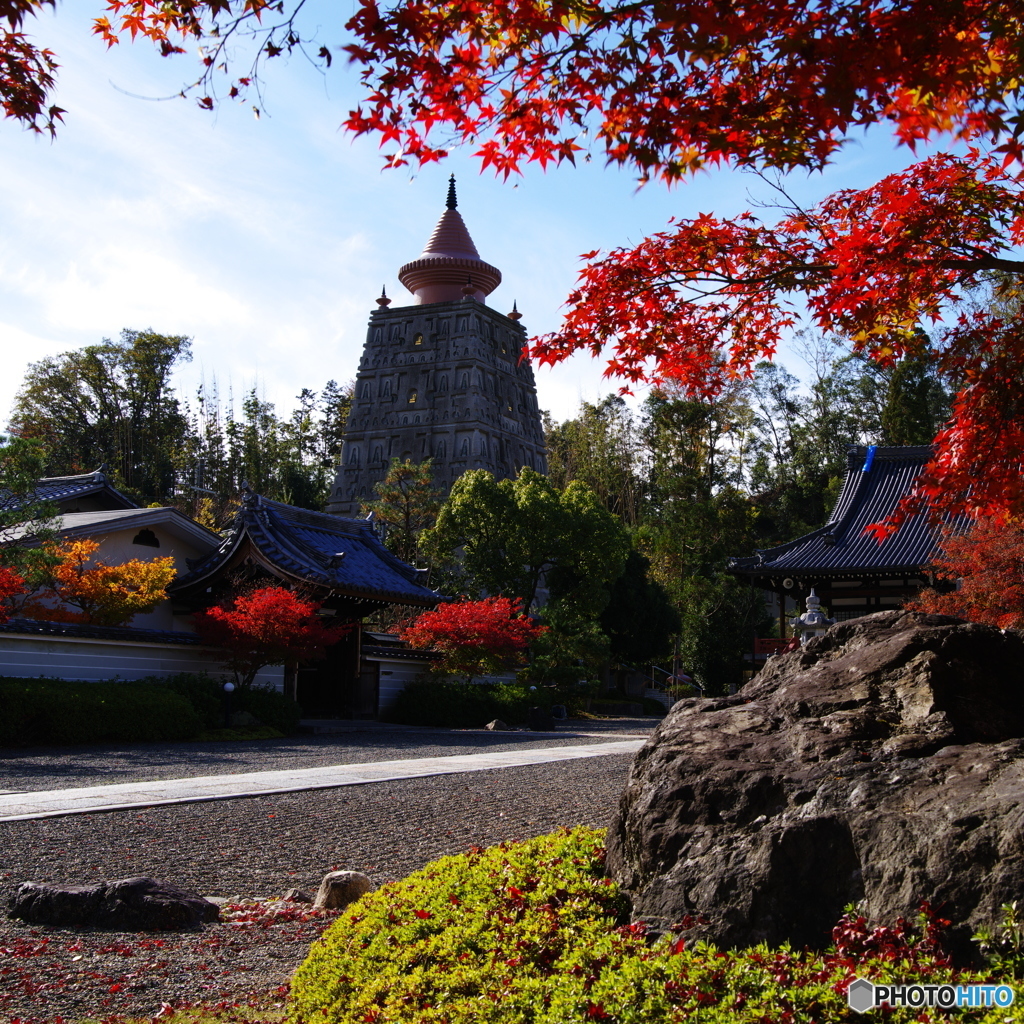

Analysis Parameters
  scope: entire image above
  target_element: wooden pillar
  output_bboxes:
[284,660,299,703]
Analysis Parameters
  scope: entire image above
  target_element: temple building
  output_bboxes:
[728,444,957,638]
[326,177,548,516]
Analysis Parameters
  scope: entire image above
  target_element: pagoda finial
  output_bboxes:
[376,285,391,308]
[398,176,501,303]
[508,300,522,321]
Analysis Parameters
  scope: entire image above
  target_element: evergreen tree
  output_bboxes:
[361,458,444,566]
[10,330,192,503]
[544,395,644,527]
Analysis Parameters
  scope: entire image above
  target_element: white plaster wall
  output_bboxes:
[0,633,283,689]
[370,655,433,711]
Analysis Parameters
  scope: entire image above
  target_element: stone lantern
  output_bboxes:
[791,587,835,645]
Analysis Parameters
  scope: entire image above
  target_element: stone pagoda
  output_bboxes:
[326,178,548,516]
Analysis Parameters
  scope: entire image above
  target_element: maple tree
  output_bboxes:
[906,516,1024,629]
[400,596,546,683]
[193,585,351,687]
[21,538,176,626]
[6,2,1024,524]
[0,566,26,623]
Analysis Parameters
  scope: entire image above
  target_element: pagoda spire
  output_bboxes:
[398,179,502,304]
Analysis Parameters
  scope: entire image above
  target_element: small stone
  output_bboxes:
[283,887,314,903]
[485,719,511,731]
[313,871,373,910]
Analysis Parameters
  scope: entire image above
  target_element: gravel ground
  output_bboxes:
[0,719,655,794]
[0,728,645,1023]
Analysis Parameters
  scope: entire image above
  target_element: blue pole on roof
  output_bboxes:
[861,445,877,472]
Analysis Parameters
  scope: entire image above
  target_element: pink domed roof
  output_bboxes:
[398,177,502,304]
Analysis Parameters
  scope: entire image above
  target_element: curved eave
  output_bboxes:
[731,563,931,582]
[170,507,442,609]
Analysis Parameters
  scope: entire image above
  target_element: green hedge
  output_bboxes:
[0,677,204,746]
[289,828,1014,1024]
[386,679,548,728]
[160,673,302,735]
[0,673,300,747]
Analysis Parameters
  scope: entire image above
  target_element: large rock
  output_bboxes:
[607,611,1024,960]
[8,876,221,930]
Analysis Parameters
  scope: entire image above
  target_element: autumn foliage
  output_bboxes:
[194,586,351,687]
[5,3,1024,524]
[400,596,546,682]
[20,539,176,627]
[0,565,26,623]
[906,517,1024,629]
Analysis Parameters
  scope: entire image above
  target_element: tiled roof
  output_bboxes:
[4,507,221,547]
[363,645,440,661]
[0,470,139,512]
[0,618,202,645]
[729,445,954,577]
[172,493,443,607]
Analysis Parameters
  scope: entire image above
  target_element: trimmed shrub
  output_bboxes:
[642,697,669,716]
[0,672,301,747]
[240,682,302,734]
[160,672,301,734]
[289,829,1014,1024]
[387,679,547,728]
[0,677,203,746]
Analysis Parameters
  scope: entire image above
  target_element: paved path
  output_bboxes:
[0,739,645,822]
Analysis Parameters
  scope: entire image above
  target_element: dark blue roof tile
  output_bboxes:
[730,445,959,577]
[0,471,138,513]
[172,493,442,607]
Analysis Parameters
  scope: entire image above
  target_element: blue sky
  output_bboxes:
[0,4,937,433]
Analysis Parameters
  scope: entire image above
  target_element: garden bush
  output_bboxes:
[160,672,301,734]
[289,828,1015,1024]
[386,679,548,728]
[0,673,301,746]
[0,676,203,746]
[642,696,668,716]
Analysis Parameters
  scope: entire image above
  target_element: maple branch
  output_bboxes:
[935,256,1024,274]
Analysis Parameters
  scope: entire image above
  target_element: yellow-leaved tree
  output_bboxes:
[22,539,176,627]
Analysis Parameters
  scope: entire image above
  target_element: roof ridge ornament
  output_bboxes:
[240,482,260,509]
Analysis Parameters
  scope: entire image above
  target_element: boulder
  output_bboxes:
[8,876,221,931]
[486,719,512,731]
[283,887,314,903]
[313,870,373,910]
[607,611,1024,961]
